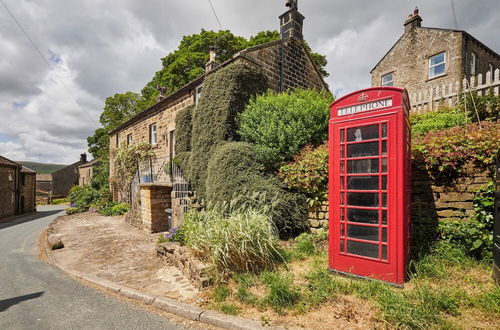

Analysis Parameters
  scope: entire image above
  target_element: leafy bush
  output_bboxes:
[459,91,500,122]
[99,202,130,216]
[67,185,101,212]
[174,105,195,173]
[413,121,499,180]
[438,182,495,259]
[410,107,466,137]
[206,142,308,235]
[182,202,283,277]
[190,61,268,200]
[238,89,333,170]
[278,143,328,202]
[65,207,81,215]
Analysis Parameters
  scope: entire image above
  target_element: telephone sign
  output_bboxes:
[328,87,411,285]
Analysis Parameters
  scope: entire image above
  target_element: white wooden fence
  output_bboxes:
[411,69,500,113]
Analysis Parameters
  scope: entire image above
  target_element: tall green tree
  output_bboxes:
[87,92,145,159]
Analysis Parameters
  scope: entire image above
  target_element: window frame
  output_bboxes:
[470,52,476,75]
[428,51,446,79]
[381,72,394,87]
[195,85,203,105]
[127,133,133,146]
[149,123,158,145]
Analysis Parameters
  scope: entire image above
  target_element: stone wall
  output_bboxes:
[126,183,173,233]
[0,166,17,218]
[242,37,328,92]
[52,161,81,197]
[308,168,492,231]
[20,172,36,214]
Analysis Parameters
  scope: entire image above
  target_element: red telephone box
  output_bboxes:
[328,87,411,285]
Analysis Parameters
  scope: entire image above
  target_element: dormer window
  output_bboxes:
[381,73,394,87]
[429,52,446,79]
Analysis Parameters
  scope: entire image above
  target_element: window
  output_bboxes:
[127,133,133,146]
[470,52,476,75]
[489,63,494,78]
[381,73,394,87]
[149,123,157,145]
[115,133,119,147]
[195,85,203,105]
[429,52,446,78]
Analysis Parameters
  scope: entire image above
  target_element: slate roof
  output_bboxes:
[0,155,21,168]
[21,166,36,174]
[78,158,101,169]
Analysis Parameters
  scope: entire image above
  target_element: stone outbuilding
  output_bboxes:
[0,155,36,218]
[78,158,101,187]
[108,3,329,232]
[371,8,500,112]
[51,153,88,197]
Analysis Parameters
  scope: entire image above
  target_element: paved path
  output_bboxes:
[49,212,198,302]
[0,206,194,330]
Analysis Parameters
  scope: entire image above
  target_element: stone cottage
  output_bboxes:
[108,3,329,232]
[371,8,500,112]
[0,155,36,218]
[78,158,101,187]
[51,153,88,197]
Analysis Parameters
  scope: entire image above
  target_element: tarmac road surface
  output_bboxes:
[0,205,192,330]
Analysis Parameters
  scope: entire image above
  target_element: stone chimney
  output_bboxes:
[404,7,422,33]
[80,153,87,164]
[280,0,304,40]
[205,46,219,73]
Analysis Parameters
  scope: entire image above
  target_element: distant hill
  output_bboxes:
[17,161,67,174]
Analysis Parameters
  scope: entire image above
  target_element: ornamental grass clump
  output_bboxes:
[182,202,283,277]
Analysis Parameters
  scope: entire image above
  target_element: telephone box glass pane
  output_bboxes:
[340,240,345,252]
[382,176,387,190]
[382,228,387,242]
[348,159,379,173]
[348,192,379,207]
[382,123,387,137]
[382,141,387,155]
[348,241,379,259]
[348,142,379,158]
[348,176,379,190]
[347,125,379,142]
[382,210,387,225]
[382,158,387,172]
[348,225,379,242]
[348,208,378,224]
[382,245,387,260]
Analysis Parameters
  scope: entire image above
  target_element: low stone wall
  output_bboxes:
[126,183,173,233]
[307,168,492,230]
[156,242,210,289]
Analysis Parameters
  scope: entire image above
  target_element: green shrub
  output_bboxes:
[190,61,268,200]
[278,143,328,203]
[67,185,101,212]
[410,107,466,137]
[206,142,308,235]
[438,182,495,259]
[413,121,499,181]
[65,207,81,215]
[261,272,301,311]
[182,203,283,277]
[459,91,500,122]
[51,198,68,205]
[238,89,333,170]
[174,105,195,173]
[99,202,130,216]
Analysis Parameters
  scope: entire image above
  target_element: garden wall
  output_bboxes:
[308,166,492,232]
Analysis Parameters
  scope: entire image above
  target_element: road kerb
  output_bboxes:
[153,297,205,322]
[199,310,269,330]
[119,287,155,305]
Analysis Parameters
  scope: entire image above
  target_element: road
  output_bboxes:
[0,205,191,330]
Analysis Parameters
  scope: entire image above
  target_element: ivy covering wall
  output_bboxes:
[189,61,268,200]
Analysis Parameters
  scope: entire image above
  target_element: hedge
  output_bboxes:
[174,105,195,173]
[190,61,268,199]
[206,142,308,236]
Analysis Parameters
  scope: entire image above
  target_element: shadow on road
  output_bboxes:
[0,292,45,312]
[0,209,64,231]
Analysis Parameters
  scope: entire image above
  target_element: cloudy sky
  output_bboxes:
[1,0,499,164]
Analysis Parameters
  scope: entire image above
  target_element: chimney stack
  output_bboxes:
[280,0,304,40]
[80,153,87,164]
[205,46,219,73]
[404,6,422,33]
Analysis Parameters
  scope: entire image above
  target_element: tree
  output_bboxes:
[141,30,329,103]
[87,92,145,159]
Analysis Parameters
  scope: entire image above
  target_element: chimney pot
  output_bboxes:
[80,153,87,164]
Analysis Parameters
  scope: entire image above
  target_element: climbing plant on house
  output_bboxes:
[110,143,155,203]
